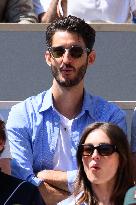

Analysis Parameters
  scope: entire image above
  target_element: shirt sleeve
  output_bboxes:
[67,170,78,193]
[103,101,127,135]
[130,0,136,12]
[6,103,42,186]
[33,0,51,15]
[111,109,127,135]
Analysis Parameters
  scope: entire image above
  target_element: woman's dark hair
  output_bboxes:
[75,122,134,205]
[0,119,6,154]
[46,15,95,51]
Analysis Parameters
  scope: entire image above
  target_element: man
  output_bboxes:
[0,0,37,23]
[0,119,44,205]
[7,15,127,205]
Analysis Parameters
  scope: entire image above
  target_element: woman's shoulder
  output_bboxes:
[58,195,76,205]
[58,193,87,205]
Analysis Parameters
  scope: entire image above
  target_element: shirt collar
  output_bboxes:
[39,88,95,119]
[82,90,95,119]
[39,88,53,112]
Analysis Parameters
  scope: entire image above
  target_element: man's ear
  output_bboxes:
[87,50,96,65]
[44,51,52,67]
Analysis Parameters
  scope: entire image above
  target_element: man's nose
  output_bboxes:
[62,49,73,62]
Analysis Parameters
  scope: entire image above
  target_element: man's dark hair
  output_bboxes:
[46,15,95,51]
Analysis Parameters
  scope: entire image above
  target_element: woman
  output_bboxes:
[58,122,134,205]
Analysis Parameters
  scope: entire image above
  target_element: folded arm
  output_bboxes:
[38,180,69,205]
[37,169,68,191]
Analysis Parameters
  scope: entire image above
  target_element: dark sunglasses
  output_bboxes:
[48,45,90,58]
[79,143,117,156]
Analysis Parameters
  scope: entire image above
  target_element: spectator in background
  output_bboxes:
[7,15,127,204]
[58,122,134,205]
[123,185,136,205]
[33,0,66,23]
[34,0,136,23]
[0,119,44,205]
[0,0,37,23]
[0,114,11,175]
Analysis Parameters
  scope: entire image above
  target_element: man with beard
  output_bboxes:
[7,15,127,205]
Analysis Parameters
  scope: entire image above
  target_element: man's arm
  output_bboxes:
[37,169,68,191]
[39,181,69,205]
[6,103,42,186]
[6,0,37,23]
[38,0,60,23]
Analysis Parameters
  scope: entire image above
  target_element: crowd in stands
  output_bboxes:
[0,1,136,205]
[33,0,136,23]
[1,0,136,23]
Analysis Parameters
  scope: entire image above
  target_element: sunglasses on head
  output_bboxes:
[48,45,90,59]
[80,143,117,156]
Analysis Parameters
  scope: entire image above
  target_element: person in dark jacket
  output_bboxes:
[0,0,37,23]
[0,119,44,205]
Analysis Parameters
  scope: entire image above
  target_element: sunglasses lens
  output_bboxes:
[81,144,116,156]
[49,46,85,58]
[51,46,65,58]
[98,144,115,156]
[81,144,94,156]
[69,46,83,58]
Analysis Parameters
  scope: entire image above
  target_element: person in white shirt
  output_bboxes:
[33,0,136,23]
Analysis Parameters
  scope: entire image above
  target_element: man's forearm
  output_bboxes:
[38,181,69,205]
[39,0,59,23]
[37,169,68,192]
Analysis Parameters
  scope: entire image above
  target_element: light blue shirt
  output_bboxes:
[6,88,127,190]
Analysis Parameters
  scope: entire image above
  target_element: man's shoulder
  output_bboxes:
[86,92,125,120]
[12,90,49,110]
[87,93,122,112]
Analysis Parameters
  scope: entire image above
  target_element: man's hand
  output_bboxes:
[38,181,70,205]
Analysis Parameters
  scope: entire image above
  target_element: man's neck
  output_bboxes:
[51,80,84,119]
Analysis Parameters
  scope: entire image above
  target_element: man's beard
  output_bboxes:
[51,62,88,87]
